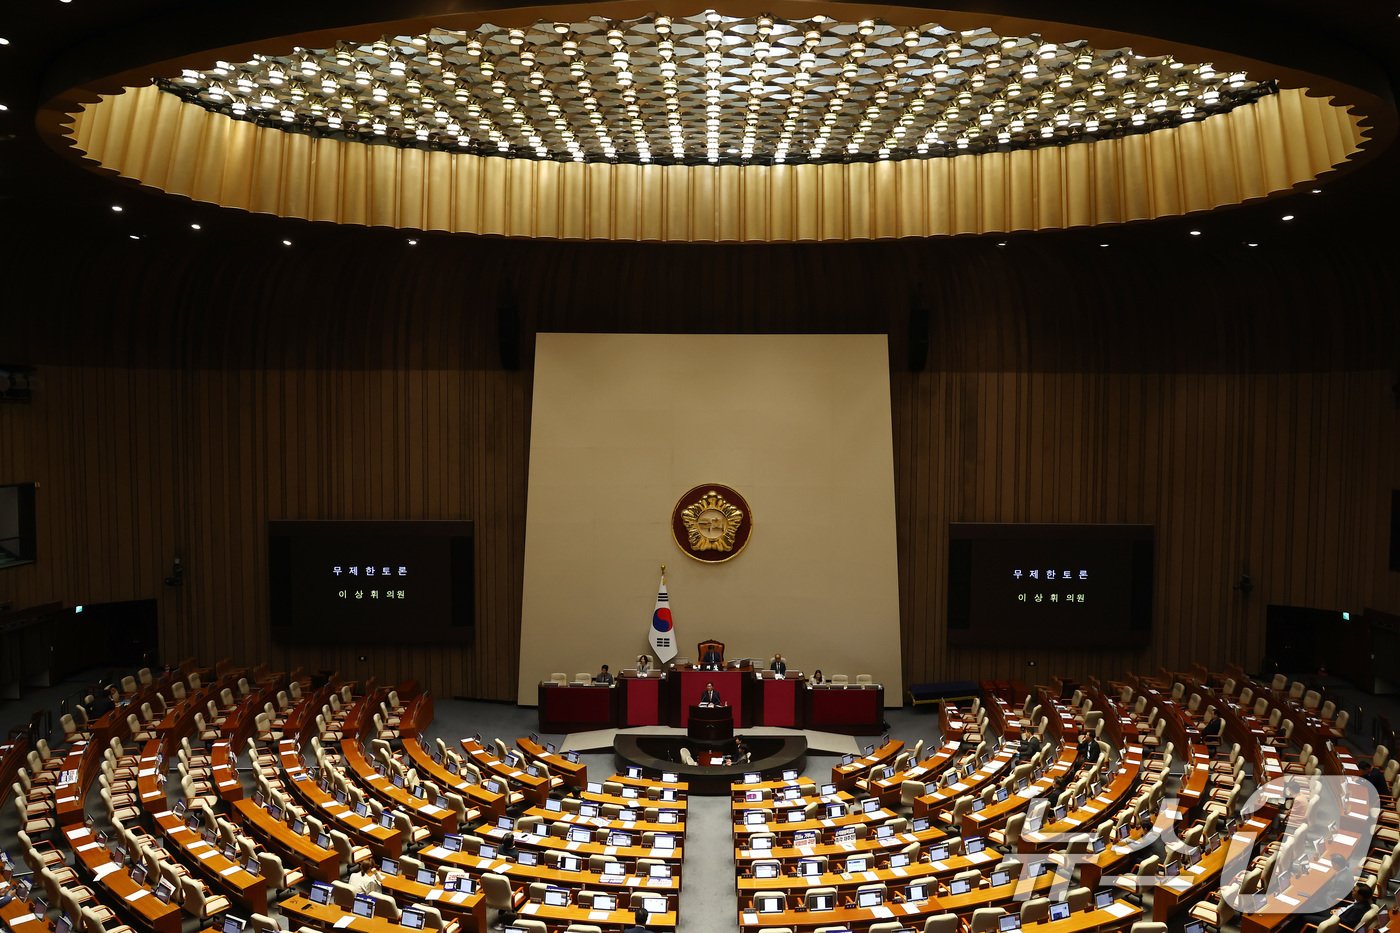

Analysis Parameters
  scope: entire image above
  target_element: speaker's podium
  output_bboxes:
[668,639,754,729]
[687,704,733,741]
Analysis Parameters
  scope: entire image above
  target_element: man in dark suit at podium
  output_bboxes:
[700,682,722,705]
[770,654,787,676]
[701,645,722,670]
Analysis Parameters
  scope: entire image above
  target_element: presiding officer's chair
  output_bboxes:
[697,639,725,667]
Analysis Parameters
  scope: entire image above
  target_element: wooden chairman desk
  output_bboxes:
[0,886,50,933]
[210,738,244,802]
[736,846,1003,898]
[529,806,687,837]
[1153,810,1274,922]
[961,746,1078,837]
[833,740,904,793]
[732,805,900,843]
[732,776,820,799]
[617,673,665,727]
[805,684,886,735]
[233,798,340,882]
[63,824,184,933]
[341,739,459,837]
[1020,745,1143,851]
[516,737,587,790]
[277,744,403,857]
[913,747,1017,820]
[537,682,616,733]
[737,876,1140,932]
[134,743,269,914]
[413,845,682,898]
[735,823,947,864]
[754,674,802,727]
[460,739,552,808]
[400,737,506,820]
[148,805,269,913]
[582,789,689,812]
[475,825,685,865]
[515,895,678,930]
[867,740,962,808]
[281,894,461,933]
[377,873,485,933]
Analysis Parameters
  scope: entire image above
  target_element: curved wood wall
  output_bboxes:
[0,235,1396,699]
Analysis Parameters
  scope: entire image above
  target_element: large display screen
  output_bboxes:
[946,523,1153,648]
[268,521,473,643]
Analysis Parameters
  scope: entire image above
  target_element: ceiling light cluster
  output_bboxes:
[157,12,1272,166]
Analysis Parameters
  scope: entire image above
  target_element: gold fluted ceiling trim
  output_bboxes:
[66,83,1362,241]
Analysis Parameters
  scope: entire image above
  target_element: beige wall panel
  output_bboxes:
[518,334,904,705]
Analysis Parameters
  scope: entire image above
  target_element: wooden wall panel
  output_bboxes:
[0,365,529,701]
[1,230,1397,701]
[2,362,1394,700]
[891,369,1400,689]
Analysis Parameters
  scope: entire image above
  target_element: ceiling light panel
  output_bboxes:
[157,13,1271,166]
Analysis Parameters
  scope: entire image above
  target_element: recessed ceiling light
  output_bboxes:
[190,223,202,230]
[111,205,123,212]
[407,238,418,245]
[0,37,10,46]
[1310,188,1322,194]
[1189,230,1202,236]
[996,241,1007,247]
[157,14,1269,167]
[0,104,9,112]
[128,234,141,240]
[282,238,293,246]
[1098,243,1109,247]
[1281,214,1295,221]
[1245,242,1259,247]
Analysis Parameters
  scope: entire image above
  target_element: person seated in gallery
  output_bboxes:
[700,682,723,706]
[1074,732,1100,765]
[1199,708,1224,744]
[593,664,614,685]
[700,645,723,670]
[769,654,787,676]
[635,654,652,675]
[1017,731,1043,762]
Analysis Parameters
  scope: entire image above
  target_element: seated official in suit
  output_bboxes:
[625,907,651,932]
[1074,733,1100,765]
[594,664,615,685]
[700,683,723,706]
[1200,709,1224,743]
[769,654,787,676]
[1017,732,1042,762]
[701,645,722,670]
[636,654,652,675]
